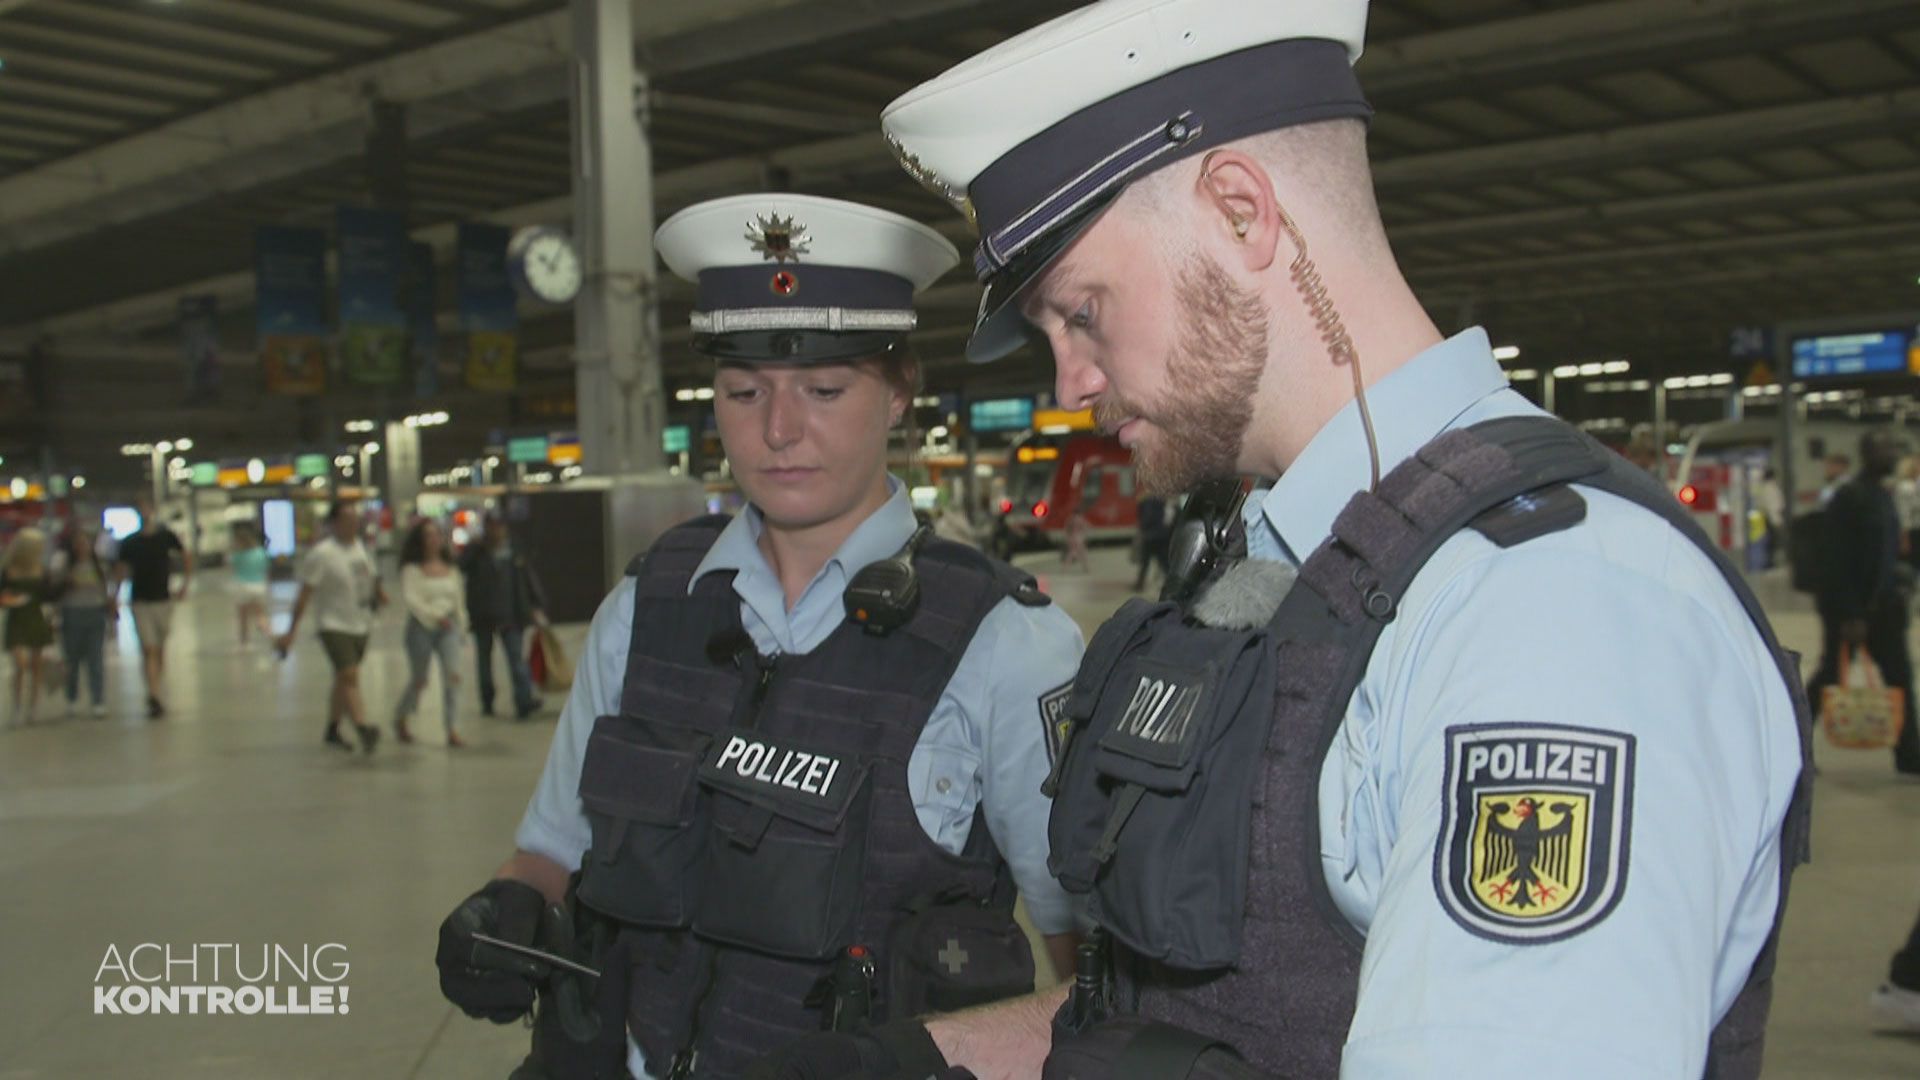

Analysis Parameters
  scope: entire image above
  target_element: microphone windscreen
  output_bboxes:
[1189,559,1297,630]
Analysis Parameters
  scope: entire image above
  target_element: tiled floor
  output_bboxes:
[0,547,1914,1077]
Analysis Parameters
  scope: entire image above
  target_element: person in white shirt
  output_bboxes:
[274,502,387,753]
[393,518,470,747]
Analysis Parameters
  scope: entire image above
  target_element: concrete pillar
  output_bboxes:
[384,421,422,521]
[571,0,666,477]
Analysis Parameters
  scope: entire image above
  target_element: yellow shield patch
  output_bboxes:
[1469,791,1589,919]
[1437,724,1635,945]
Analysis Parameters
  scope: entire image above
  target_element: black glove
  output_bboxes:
[745,1019,956,1080]
[437,878,548,1023]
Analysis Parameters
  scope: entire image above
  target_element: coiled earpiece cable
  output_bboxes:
[1202,150,1382,491]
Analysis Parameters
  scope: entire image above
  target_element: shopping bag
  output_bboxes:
[1821,646,1907,749]
[527,630,548,688]
[537,625,574,692]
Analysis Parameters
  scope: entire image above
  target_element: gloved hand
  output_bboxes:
[437,878,549,1022]
[745,1019,957,1080]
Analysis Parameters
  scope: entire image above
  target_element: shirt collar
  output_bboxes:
[1249,327,1509,565]
[691,475,918,600]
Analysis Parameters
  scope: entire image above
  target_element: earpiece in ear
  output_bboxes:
[1200,150,1253,242]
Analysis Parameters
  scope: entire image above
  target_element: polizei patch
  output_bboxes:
[1039,680,1074,767]
[1101,660,1208,768]
[1434,724,1635,945]
[699,730,854,817]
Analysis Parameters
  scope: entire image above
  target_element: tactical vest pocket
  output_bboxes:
[1049,605,1278,971]
[575,714,712,927]
[884,899,1035,1018]
[691,729,872,959]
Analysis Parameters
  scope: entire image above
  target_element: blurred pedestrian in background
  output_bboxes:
[50,525,114,719]
[2,527,55,727]
[394,518,469,747]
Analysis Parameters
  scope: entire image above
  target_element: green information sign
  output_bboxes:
[295,453,329,478]
[662,425,691,454]
[190,462,219,487]
[968,397,1034,433]
[507,436,550,464]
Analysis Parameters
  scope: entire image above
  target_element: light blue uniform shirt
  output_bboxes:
[515,480,1084,1078]
[1243,328,1801,1078]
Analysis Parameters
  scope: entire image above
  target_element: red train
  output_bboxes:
[989,427,1140,558]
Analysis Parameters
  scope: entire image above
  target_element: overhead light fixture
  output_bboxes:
[1493,345,1521,362]
[344,419,377,433]
[1506,368,1538,381]
[73,476,86,489]
[174,437,194,451]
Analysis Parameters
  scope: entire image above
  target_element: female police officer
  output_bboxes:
[435,194,1084,1079]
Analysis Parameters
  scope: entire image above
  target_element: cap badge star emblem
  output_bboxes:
[745,214,810,263]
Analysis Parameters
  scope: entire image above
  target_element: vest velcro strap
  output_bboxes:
[727,804,776,851]
[1093,784,1148,865]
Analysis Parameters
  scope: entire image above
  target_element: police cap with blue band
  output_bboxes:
[881,0,1372,364]
[655,193,960,364]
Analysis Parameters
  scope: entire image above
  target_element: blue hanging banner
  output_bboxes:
[405,241,441,398]
[337,205,408,386]
[254,226,329,396]
[458,222,518,392]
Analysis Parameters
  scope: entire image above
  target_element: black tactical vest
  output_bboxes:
[1055,417,1813,1079]
[574,516,1037,1078]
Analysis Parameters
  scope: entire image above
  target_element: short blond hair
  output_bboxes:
[1120,118,1391,260]
[3,527,47,579]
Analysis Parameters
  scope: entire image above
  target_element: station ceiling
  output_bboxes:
[4,0,1920,482]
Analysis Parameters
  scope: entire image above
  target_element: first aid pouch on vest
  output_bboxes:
[884,895,1036,1018]
[1048,597,1278,970]
[576,713,713,927]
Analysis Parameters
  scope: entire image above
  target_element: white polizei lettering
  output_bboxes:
[1489,744,1515,779]
[819,757,841,795]
[1122,677,1173,738]
[1465,745,1491,781]
[1513,744,1537,781]
[715,736,749,770]
[801,756,830,794]
[1570,747,1595,783]
[1137,685,1177,741]
[1546,743,1572,781]
[736,743,768,778]
[1158,687,1199,746]
[775,751,811,790]
[1595,750,1608,785]
[752,747,780,783]
[1121,672,1159,730]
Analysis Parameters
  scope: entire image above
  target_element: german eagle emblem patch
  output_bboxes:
[1435,724,1635,945]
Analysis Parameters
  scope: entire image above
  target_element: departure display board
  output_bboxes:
[1789,329,1917,379]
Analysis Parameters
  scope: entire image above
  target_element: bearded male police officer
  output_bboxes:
[754,2,1811,1078]
[436,196,1085,1078]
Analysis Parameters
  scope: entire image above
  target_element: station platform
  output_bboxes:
[0,545,1914,1078]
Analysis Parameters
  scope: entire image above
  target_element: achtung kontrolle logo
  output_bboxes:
[93,943,350,1016]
